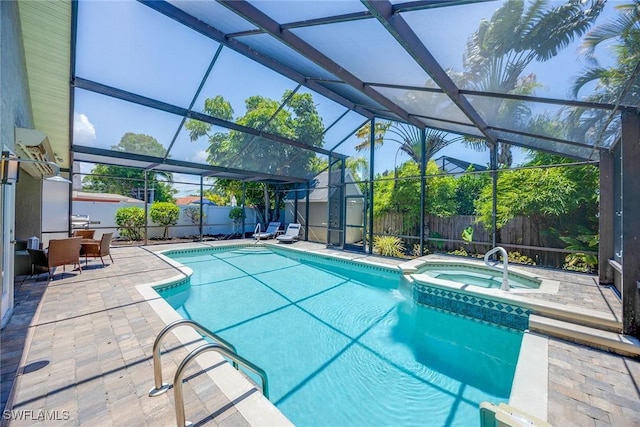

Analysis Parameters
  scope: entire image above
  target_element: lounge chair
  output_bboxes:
[276,223,301,243]
[28,237,82,281]
[81,232,114,266]
[254,222,281,240]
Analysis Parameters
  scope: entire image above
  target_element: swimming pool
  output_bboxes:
[158,246,524,426]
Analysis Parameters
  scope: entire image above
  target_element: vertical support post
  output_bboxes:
[305,181,310,242]
[490,145,498,249]
[599,150,614,283]
[263,183,269,226]
[242,182,246,238]
[199,176,204,242]
[419,128,426,256]
[326,153,332,247]
[368,118,375,254]
[68,153,75,237]
[294,187,299,224]
[621,108,640,337]
[144,170,148,246]
[340,158,346,248]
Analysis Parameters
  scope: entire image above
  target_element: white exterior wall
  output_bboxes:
[72,201,259,239]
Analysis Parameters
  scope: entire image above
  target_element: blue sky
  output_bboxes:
[73,0,620,196]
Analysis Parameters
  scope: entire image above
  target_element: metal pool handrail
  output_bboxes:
[148,319,238,397]
[173,343,269,427]
[484,246,509,291]
[254,223,261,241]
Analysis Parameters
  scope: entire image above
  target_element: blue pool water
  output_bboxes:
[159,247,523,427]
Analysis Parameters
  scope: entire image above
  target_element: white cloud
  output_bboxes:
[192,150,208,163]
[73,113,96,145]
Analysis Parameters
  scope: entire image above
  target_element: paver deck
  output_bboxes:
[1,240,639,426]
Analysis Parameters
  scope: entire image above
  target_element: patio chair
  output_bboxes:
[276,223,301,243]
[81,232,114,266]
[253,222,281,240]
[27,237,82,281]
[73,229,95,239]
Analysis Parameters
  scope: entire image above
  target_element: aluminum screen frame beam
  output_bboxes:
[73,77,347,160]
[218,0,426,130]
[138,0,375,121]
[72,145,310,184]
[363,0,498,146]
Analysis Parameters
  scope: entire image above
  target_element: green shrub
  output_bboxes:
[115,206,146,241]
[412,243,428,258]
[563,253,597,273]
[150,202,180,239]
[184,206,206,226]
[229,207,245,223]
[506,251,536,266]
[373,236,405,258]
[448,247,469,257]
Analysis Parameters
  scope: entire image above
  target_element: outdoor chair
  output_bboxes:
[276,223,302,243]
[81,232,114,266]
[27,237,82,281]
[254,222,281,240]
[73,229,95,239]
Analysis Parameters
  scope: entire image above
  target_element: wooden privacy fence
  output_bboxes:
[373,213,588,268]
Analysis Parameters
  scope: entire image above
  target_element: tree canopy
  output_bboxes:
[185,91,324,179]
[83,133,175,202]
[474,152,598,247]
[373,161,457,234]
[185,91,326,221]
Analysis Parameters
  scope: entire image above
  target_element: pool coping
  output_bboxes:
[139,242,551,424]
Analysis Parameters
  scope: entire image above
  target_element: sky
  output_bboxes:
[72,0,621,196]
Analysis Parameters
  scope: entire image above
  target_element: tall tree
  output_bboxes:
[82,133,175,202]
[354,121,464,165]
[457,0,605,166]
[569,1,640,144]
[185,91,325,222]
[474,151,598,247]
[373,161,457,234]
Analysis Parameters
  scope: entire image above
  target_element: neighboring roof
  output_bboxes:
[433,156,487,174]
[175,196,216,205]
[72,191,144,204]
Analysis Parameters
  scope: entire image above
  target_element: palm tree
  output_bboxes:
[568,1,640,145]
[457,0,605,166]
[354,121,464,165]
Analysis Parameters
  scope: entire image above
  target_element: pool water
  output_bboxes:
[160,247,523,427]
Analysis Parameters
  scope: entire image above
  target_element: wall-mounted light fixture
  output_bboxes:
[1,151,71,184]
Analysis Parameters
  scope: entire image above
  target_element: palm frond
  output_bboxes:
[570,66,608,98]
[582,14,640,57]
[531,0,605,62]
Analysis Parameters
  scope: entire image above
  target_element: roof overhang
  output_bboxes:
[18,1,72,170]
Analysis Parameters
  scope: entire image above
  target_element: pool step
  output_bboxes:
[528,314,640,357]
[527,300,621,333]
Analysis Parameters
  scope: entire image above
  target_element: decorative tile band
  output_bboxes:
[413,283,530,331]
[154,276,190,293]
[270,246,400,276]
[164,243,400,277]
[163,244,250,257]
